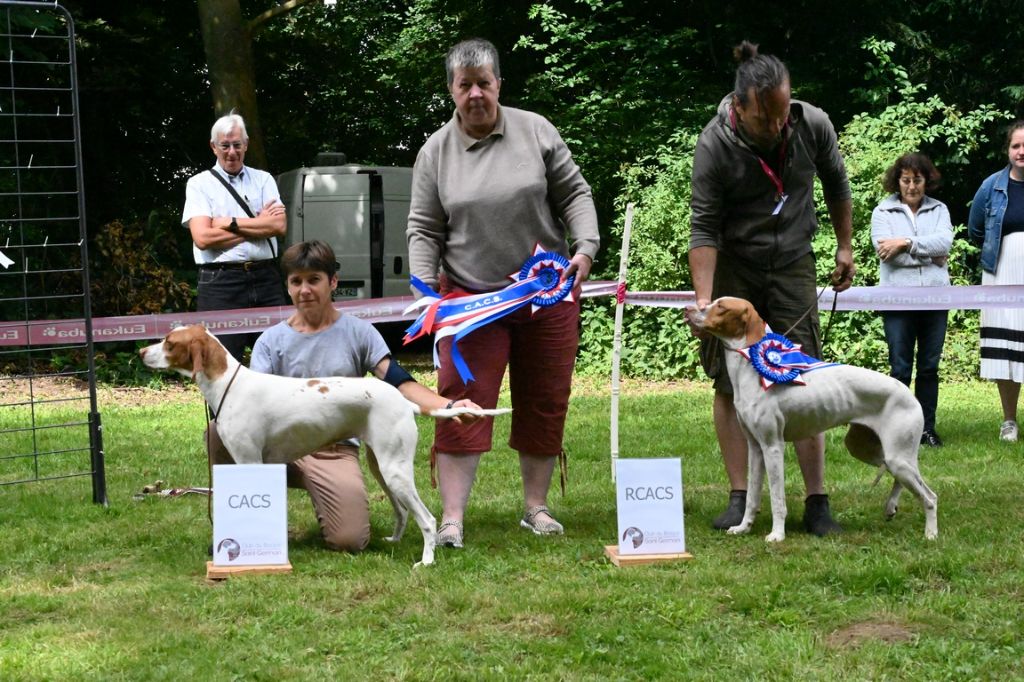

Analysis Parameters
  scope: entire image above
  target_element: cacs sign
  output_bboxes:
[615,458,686,555]
[212,464,288,566]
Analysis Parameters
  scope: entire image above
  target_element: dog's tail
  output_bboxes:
[409,403,512,420]
[871,464,887,487]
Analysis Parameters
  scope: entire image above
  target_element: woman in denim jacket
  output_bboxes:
[872,153,953,447]
[968,120,1024,442]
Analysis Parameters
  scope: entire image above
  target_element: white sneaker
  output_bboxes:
[1000,420,1018,442]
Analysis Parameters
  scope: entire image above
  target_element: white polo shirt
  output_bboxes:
[181,163,282,265]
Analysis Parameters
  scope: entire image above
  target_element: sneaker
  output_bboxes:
[920,429,943,447]
[436,520,464,549]
[1000,420,1019,443]
[711,490,747,530]
[803,494,843,536]
[520,505,564,535]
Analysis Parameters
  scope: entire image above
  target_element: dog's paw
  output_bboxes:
[384,535,399,543]
[885,503,899,519]
[726,524,751,535]
[765,531,786,543]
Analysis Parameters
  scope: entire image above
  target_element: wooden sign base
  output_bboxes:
[206,561,293,580]
[604,545,694,567]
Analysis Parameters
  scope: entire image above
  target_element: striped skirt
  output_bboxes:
[981,232,1024,381]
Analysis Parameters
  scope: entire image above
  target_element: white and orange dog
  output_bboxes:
[687,297,938,542]
[140,324,508,566]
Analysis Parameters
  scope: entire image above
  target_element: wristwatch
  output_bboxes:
[228,217,239,233]
[904,237,912,249]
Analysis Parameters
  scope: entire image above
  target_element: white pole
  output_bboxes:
[610,203,634,482]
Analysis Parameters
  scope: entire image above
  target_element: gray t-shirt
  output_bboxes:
[250,314,391,449]
[250,314,390,379]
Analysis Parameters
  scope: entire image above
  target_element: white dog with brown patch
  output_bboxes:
[686,297,938,542]
[140,324,508,566]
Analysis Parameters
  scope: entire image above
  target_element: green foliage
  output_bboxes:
[45,347,170,387]
[578,39,1007,381]
[515,0,709,232]
[578,131,701,379]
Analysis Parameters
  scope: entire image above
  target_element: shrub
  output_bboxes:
[90,216,193,317]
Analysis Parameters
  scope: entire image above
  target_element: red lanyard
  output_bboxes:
[730,106,788,201]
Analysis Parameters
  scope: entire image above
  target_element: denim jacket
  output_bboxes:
[871,194,952,287]
[967,166,1010,274]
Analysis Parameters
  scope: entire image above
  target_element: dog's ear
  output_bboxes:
[744,306,766,346]
[189,338,205,378]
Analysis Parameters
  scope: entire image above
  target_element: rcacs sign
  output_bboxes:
[615,458,686,555]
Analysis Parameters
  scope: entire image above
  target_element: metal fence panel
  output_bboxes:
[0,1,106,504]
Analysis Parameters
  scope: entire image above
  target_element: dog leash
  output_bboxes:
[782,286,840,358]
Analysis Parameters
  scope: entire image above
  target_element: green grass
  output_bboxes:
[1,379,1023,680]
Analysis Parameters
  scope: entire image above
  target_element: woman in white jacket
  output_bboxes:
[871,152,953,447]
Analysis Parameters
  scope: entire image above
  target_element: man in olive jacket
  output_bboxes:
[688,41,855,536]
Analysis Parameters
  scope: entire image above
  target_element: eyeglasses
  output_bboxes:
[899,176,925,186]
[216,141,245,151]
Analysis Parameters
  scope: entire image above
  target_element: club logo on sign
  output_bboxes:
[622,526,644,549]
[216,538,241,561]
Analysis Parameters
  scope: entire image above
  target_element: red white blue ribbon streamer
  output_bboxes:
[736,330,837,390]
[403,246,576,383]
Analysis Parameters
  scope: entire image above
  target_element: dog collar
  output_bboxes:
[737,332,837,390]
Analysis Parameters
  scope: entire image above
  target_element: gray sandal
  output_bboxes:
[436,520,464,548]
[520,505,564,536]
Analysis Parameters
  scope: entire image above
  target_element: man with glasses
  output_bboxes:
[182,113,288,361]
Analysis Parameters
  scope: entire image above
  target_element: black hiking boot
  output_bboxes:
[803,494,842,536]
[711,490,747,530]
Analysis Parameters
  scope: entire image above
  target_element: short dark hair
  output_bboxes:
[882,152,942,194]
[280,240,338,277]
[732,40,789,107]
[445,38,500,86]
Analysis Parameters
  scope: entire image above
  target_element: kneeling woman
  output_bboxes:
[211,240,480,553]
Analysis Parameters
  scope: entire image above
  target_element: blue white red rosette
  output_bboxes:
[403,244,576,383]
[736,330,837,390]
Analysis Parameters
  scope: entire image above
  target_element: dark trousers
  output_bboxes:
[196,264,287,362]
[882,310,948,432]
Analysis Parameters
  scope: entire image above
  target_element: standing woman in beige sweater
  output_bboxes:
[407,38,600,549]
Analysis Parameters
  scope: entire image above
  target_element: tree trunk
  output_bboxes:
[196,0,267,169]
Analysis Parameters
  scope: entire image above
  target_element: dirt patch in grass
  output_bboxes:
[0,375,199,408]
[826,620,916,648]
[2,361,701,409]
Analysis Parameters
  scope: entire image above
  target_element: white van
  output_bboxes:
[277,155,412,300]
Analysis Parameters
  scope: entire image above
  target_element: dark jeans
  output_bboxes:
[196,264,287,362]
[882,310,948,432]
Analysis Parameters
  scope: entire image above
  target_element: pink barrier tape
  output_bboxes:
[615,281,628,304]
[624,284,1024,312]
[1,280,620,348]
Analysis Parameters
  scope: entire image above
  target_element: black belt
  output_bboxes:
[198,259,276,272]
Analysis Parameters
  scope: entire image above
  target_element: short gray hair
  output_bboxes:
[445,38,500,86]
[210,112,249,144]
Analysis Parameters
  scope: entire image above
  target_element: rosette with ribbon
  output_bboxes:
[736,331,837,390]
[403,244,576,383]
